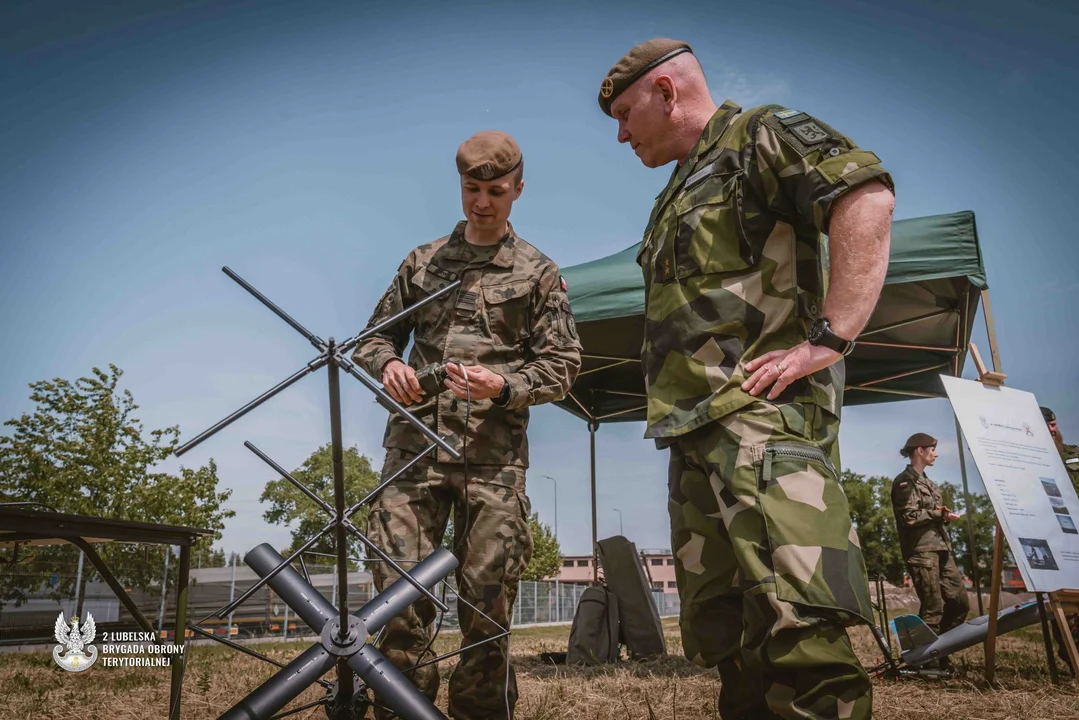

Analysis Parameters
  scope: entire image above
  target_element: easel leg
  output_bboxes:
[1050,596,1079,677]
[1037,593,1060,684]
[985,520,1004,683]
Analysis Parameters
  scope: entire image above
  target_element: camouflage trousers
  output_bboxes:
[366,449,533,720]
[905,550,969,634]
[664,400,874,720]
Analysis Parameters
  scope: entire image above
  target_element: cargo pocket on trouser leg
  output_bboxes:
[757,441,874,626]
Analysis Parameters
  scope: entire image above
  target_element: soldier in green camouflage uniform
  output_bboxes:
[597,39,896,719]
[353,131,582,719]
[890,433,969,639]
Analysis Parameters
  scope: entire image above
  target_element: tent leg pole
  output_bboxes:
[590,420,598,585]
[985,520,1004,683]
[980,289,1003,373]
[955,415,983,617]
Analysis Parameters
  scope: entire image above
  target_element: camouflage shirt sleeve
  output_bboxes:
[753,108,895,234]
[351,252,417,378]
[892,478,942,528]
[496,263,582,410]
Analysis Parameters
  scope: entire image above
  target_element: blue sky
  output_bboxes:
[2,0,1077,557]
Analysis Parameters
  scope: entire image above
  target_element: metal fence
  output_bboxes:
[1,549,681,647]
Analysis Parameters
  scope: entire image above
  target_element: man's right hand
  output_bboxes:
[382,360,423,405]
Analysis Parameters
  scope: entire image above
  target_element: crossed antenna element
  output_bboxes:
[174,267,507,720]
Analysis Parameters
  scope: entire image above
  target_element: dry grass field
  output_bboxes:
[2,609,1078,720]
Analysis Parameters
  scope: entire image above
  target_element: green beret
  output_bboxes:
[1042,406,1056,423]
[598,38,693,117]
[456,130,522,181]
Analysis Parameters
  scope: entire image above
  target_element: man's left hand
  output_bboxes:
[742,342,842,401]
[445,362,506,401]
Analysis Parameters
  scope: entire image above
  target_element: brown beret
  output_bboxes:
[455,130,522,181]
[598,38,693,117]
[901,433,937,456]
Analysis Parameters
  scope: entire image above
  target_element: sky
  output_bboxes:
[2,0,1077,559]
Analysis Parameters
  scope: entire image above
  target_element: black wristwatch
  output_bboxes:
[494,377,511,406]
[808,318,856,356]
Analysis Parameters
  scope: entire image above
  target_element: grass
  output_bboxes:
[2,613,1077,719]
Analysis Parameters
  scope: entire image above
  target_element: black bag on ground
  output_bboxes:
[597,535,667,659]
[566,585,620,665]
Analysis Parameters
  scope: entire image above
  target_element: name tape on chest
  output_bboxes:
[684,162,716,191]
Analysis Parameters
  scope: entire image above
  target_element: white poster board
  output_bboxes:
[942,375,1079,593]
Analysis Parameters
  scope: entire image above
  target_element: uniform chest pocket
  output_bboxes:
[671,170,755,279]
[411,266,457,329]
[482,281,532,343]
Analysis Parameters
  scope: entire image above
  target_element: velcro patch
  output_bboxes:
[898,481,909,489]
[775,108,802,121]
[791,120,828,145]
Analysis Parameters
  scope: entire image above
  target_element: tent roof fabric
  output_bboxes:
[557,211,986,423]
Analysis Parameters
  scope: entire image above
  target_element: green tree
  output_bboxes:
[522,513,562,582]
[260,443,379,561]
[840,470,904,583]
[941,482,1001,591]
[0,365,234,610]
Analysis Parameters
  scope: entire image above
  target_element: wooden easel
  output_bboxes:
[969,341,1079,684]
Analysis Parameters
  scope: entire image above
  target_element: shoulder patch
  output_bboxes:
[560,275,567,291]
[761,111,835,155]
[898,481,909,489]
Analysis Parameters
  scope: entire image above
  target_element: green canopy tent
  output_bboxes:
[554,210,993,593]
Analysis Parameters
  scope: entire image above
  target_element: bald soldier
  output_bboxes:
[890,433,969,650]
[596,39,895,719]
[353,131,581,719]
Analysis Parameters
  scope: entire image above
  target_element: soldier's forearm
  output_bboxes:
[352,339,403,379]
[500,359,578,410]
[821,180,895,340]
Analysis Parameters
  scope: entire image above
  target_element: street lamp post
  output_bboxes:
[539,475,558,541]
[613,508,623,536]
[540,475,559,622]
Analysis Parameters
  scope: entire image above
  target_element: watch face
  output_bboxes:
[809,320,825,343]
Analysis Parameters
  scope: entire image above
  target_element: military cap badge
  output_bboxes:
[600,77,615,99]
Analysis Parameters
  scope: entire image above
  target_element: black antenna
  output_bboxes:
[171,266,504,720]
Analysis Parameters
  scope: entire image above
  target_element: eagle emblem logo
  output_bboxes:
[53,612,99,672]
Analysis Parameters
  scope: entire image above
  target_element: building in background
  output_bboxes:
[549,547,678,591]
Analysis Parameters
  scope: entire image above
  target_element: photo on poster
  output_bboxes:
[1042,479,1062,498]
[1019,538,1059,570]
[1058,515,1078,535]
[1050,497,1071,515]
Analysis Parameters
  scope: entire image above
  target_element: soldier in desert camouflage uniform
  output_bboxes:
[597,39,895,719]
[890,433,969,642]
[353,130,581,719]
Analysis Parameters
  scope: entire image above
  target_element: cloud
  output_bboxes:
[709,67,791,108]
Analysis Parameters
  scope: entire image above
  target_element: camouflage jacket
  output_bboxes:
[636,100,893,438]
[891,465,952,558]
[353,221,582,466]
[1063,443,1079,496]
